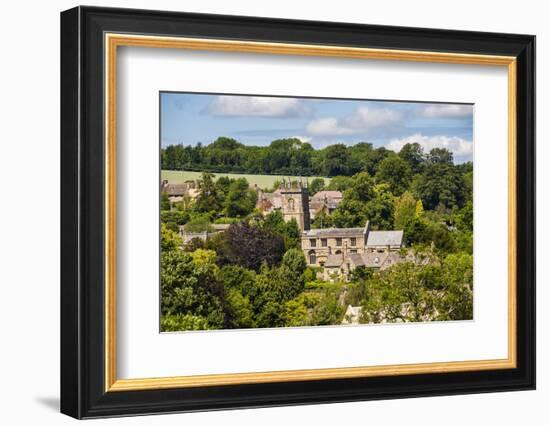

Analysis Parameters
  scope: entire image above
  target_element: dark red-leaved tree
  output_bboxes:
[223,222,285,271]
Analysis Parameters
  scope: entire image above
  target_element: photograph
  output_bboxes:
[159,92,474,332]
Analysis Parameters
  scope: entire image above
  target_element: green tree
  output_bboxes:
[262,211,300,250]
[321,144,350,176]
[375,156,412,195]
[283,293,313,327]
[436,253,473,320]
[224,178,257,217]
[278,248,307,299]
[161,223,181,251]
[360,262,437,323]
[218,265,257,300]
[161,314,211,331]
[394,191,427,244]
[311,208,334,229]
[184,216,212,233]
[331,173,394,229]
[160,248,228,330]
[262,210,286,232]
[327,175,353,191]
[412,162,466,210]
[161,210,190,226]
[309,177,326,196]
[398,142,425,173]
[226,289,256,328]
[195,172,223,213]
[283,218,301,250]
[310,291,344,326]
[394,191,417,229]
[160,190,171,211]
[428,147,454,164]
[363,147,395,176]
[455,200,473,232]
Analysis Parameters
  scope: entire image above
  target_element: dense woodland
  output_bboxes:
[160,137,473,331]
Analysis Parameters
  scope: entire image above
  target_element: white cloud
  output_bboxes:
[306,106,401,136]
[421,104,473,118]
[306,117,354,136]
[207,96,310,118]
[292,135,313,144]
[386,134,473,158]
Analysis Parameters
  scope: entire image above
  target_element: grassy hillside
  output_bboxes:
[161,170,331,190]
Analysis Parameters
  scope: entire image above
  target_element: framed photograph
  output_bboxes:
[60,6,535,419]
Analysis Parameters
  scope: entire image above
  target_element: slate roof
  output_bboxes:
[366,230,404,247]
[348,253,365,267]
[303,227,365,237]
[311,190,343,201]
[324,254,344,268]
[362,251,404,268]
[363,252,389,268]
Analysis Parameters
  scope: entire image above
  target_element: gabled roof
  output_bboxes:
[363,251,389,268]
[163,184,187,196]
[366,230,404,247]
[362,251,404,268]
[324,254,344,268]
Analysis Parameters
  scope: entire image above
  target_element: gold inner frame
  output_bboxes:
[104,33,517,392]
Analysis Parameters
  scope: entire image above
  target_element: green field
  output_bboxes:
[161,170,331,189]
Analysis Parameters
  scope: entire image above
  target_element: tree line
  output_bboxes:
[162,136,470,180]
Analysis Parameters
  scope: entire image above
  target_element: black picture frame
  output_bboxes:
[60,5,535,419]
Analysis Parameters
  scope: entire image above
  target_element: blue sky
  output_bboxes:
[160,92,474,163]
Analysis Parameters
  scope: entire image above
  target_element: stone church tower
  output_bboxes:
[280,179,311,231]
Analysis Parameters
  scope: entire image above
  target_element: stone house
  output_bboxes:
[161,180,199,204]
[301,221,404,280]
[178,223,230,245]
[309,190,343,219]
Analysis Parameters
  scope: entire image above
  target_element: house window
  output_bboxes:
[350,249,357,254]
[321,238,327,247]
[308,250,317,265]
[336,238,342,246]
[350,237,356,246]
[310,239,317,248]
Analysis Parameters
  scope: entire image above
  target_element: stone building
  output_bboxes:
[178,223,230,245]
[256,179,311,231]
[255,179,405,280]
[279,180,311,231]
[161,180,199,204]
[301,221,404,280]
[309,190,343,219]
